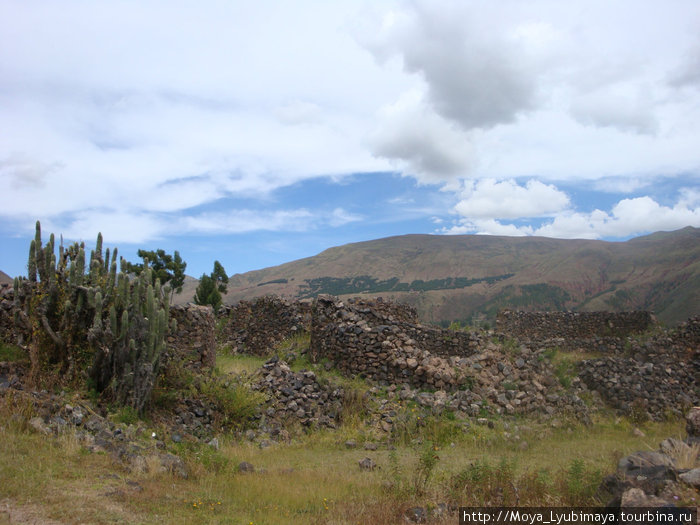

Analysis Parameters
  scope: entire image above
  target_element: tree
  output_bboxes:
[123,249,186,295]
[194,260,228,310]
[212,260,228,294]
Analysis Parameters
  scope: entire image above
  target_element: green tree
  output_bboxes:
[194,261,228,310]
[212,260,228,294]
[123,249,186,295]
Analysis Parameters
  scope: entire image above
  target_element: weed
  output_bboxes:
[0,390,36,432]
[412,441,441,495]
[0,342,28,362]
[199,379,267,429]
[557,458,602,505]
[338,383,368,427]
[666,441,700,469]
[113,406,140,425]
[629,398,650,424]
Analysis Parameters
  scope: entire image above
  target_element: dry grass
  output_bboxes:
[214,353,267,376]
[667,441,700,469]
[0,408,687,525]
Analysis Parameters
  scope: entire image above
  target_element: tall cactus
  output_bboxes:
[14,221,171,413]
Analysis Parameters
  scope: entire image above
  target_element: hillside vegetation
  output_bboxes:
[222,227,700,326]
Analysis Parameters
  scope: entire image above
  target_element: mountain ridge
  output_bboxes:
[222,227,700,326]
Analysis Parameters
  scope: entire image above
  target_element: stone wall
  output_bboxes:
[309,295,480,391]
[578,353,699,421]
[167,304,216,368]
[0,286,16,344]
[217,296,311,356]
[496,310,655,348]
[577,316,700,420]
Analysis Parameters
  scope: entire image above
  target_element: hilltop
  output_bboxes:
[222,227,700,326]
[0,270,12,287]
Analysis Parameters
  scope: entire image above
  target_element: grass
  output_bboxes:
[0,395,688,525]
[1,343,692,523]
[541,347,603,388]
[0,342,28,362]
[215,353,267,376]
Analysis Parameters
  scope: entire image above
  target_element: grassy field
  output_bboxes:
[0,395,687,523]
[0,342,694,524]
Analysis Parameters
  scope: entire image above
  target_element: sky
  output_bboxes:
[1,0,699,279]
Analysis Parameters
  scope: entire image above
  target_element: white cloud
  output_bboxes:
[370,90,475,181]
[454,179,570,219]
[444,194,700,239]
[570,86,658,135]
[364,0,538,130]
[1,0,700,248]
[327,208,363,227]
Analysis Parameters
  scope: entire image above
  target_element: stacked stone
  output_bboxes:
[252,357,344,430]
[578,354,699,420]
[218,296,311,356]
[167,304,216,367]
[310,295,466,391]
[496,310,655,349]
[444,342,589,417]
[0,287,24,345]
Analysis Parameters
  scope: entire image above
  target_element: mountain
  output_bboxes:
[171,275,201,306]
[222,227,700,326]
[0,270,12,286]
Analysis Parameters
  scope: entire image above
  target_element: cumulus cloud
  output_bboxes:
[445,193,700,239]
[454,179,570,219]
[1,0,700,251]
[570,86,658,135]
[670,39,700,89]
[370,90,475,181]
[364,0,538,130]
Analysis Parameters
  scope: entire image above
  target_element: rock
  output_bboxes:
[618,451,674,474]
[207,438,219,450]
[659,437,689,457]
[678,468,700,488]
[159,453,188,479]
[363,442,378,451]
[238,461,255,473]
[686,407,700,443]
[632,428,645,437]
[259,439,271,449]
[28,416,51,435]
[344,439,357,449]
[405,506,427,523]
[171,433,182,443]
[358,457,376,471]
[620,487,669,507]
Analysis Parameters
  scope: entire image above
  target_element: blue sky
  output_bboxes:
[1,0,699,279]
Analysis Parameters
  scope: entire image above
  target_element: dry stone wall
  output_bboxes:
[217,296,311,356]
[496,310,655,350]
[0,286,17,344]
[309,295,480,391]
[577,316,700,421]
[165,304,217,367]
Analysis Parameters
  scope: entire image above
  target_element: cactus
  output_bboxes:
[14,221,172,413]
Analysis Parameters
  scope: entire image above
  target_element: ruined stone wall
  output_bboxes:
[218,296,311,356]
[0,286,16,344]
[309,295,480,391]
[167,304,216,367]
[578,352,699,421]
[496,310,655,348]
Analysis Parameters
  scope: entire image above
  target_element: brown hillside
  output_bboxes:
[220,227,699,326]
[0,270,12,286]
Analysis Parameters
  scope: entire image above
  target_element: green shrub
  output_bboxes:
[199,379,266,429]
